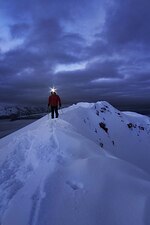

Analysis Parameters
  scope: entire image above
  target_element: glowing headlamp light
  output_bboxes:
[50,87,57,93]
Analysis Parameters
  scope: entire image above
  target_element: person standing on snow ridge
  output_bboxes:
[48,91,61,119]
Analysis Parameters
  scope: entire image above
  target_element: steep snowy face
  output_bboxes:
[61,101,150,174]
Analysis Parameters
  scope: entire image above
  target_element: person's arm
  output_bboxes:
[48,96,51,107]
[58,96,61,107]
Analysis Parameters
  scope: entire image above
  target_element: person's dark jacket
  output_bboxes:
[48,93,61,107]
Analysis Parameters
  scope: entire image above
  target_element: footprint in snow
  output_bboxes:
[66,180,84,191]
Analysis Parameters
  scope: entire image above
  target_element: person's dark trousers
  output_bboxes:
[51,106,59,119]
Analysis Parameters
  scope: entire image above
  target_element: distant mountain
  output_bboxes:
[0,101,150,225]
[0,105,46,119]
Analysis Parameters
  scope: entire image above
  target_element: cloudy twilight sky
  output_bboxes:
[0,0,150,110]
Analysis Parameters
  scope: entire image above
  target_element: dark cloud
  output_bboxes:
[85,39,113,59]
[53,58,125,104]
[0,0,150,112]
[27,18,62,46]
[86,60,123,78]
[104,0,150,46]
[10,23,31,38]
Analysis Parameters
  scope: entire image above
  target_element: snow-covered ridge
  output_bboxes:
[61,101,150,173]
[0,101,150,225]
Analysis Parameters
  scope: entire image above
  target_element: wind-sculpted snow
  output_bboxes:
[0,101,150,225]
[62,101,150,173]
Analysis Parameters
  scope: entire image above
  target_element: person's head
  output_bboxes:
[51,91,56,95]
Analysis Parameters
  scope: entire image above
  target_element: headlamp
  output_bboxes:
[50,87,57,93]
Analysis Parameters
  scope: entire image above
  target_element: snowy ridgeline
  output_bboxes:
[0,101,150,225]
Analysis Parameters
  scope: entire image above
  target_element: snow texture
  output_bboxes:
[0,101,150,225]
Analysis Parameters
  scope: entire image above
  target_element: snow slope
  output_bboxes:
[0,101,150,225]
[61,101,150,173]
